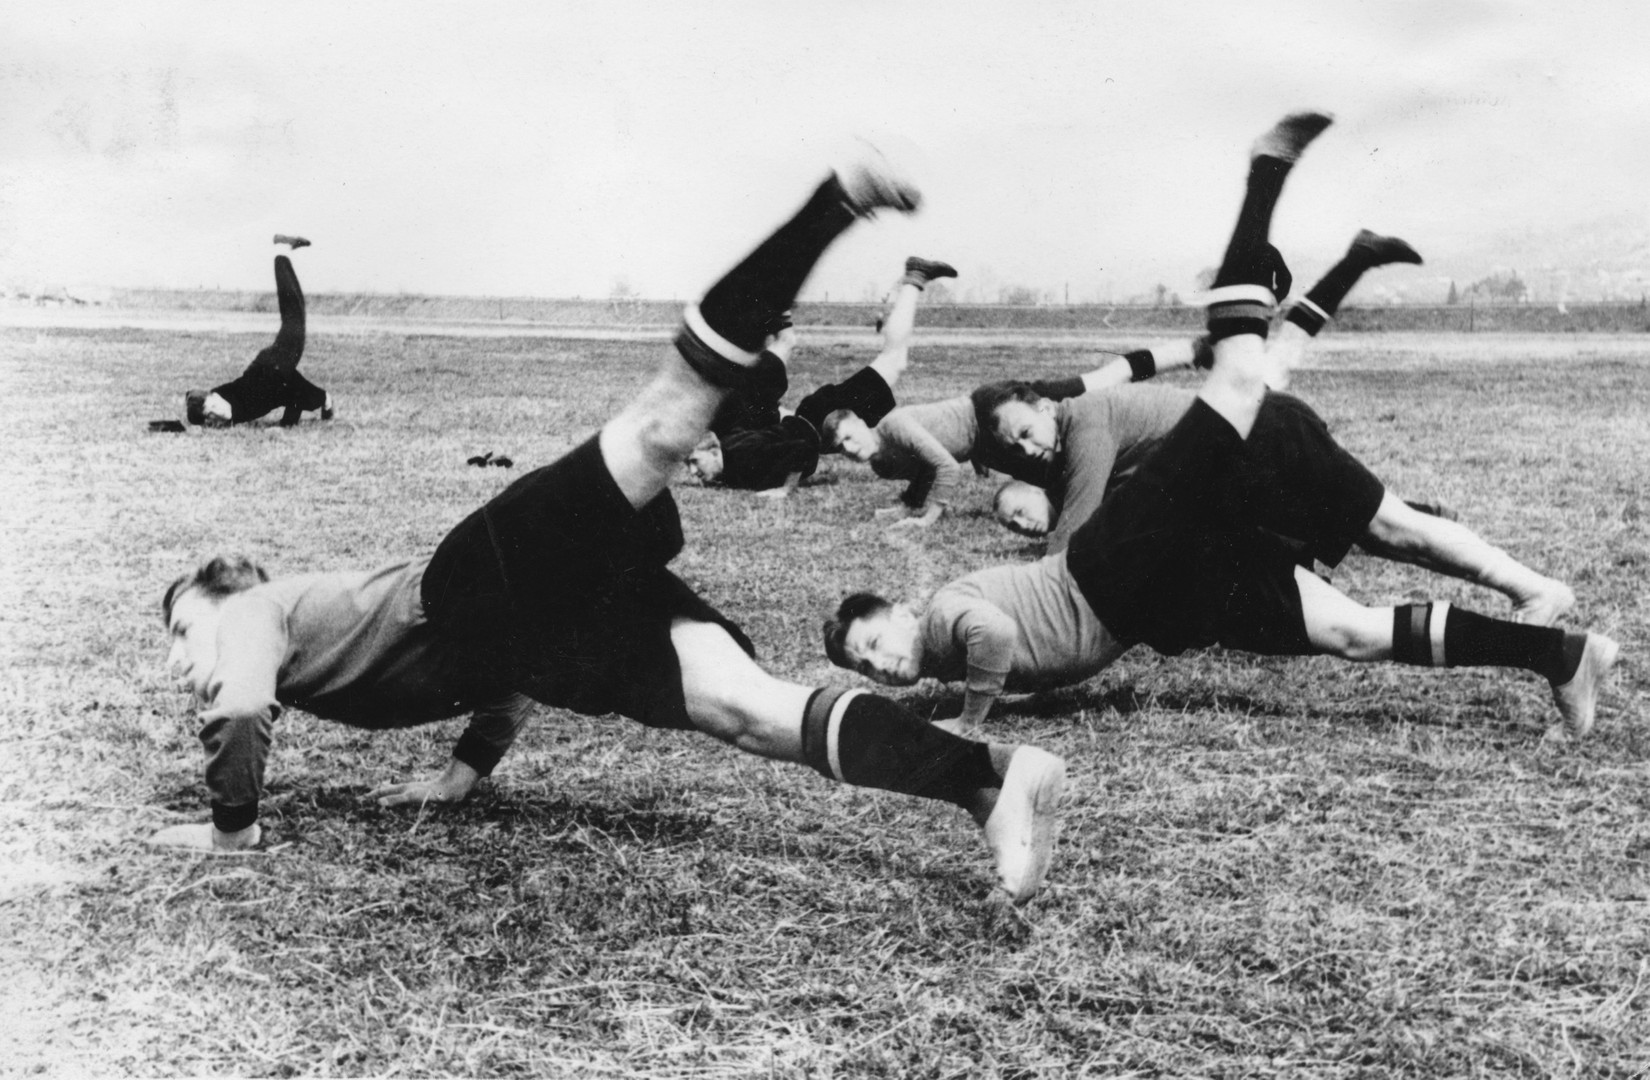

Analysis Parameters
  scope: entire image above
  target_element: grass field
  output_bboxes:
[1,323,1647,1077]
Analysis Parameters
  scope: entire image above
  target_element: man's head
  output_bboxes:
[823,409,879,461]
[972,383,1060,465]
[685,431,724,483]
[994,480,1053,537]
[184,389,233,427]
[822,593,922,685]
[161,555,269,697]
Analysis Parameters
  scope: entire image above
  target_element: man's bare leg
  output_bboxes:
[1360,493,1575,625]
[672,618,1066,904]
[601,148,921,509]
[1295,566,1618,740]
[867,256,954,391]
[1265,230,1424,390]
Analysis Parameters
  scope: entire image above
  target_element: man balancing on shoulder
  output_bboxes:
[185,235,334,428]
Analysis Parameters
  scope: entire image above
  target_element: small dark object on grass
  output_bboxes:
[467,452,514,468]
[467,452,493,467]
[148,420,187,433]
[491,455,513,468]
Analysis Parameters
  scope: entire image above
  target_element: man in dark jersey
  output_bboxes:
[824,113,1617,741]
[683,256,955,495]
[186,236,333,428]
[152,146,1068,906]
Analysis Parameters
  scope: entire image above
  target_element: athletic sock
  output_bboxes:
[696,177,858,353]
[801,687,1001,806]
[1206,156,1294,343]
[1286,230,1424,336]
[902,256,957,289]
[1390,603,1585,682]
[1205,113,1330,344]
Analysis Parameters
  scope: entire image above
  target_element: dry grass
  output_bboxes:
[0,323,1646,1077]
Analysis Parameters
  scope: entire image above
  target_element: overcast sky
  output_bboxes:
[4,1,1648,303]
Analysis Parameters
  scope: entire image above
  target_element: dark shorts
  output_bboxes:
[716,414,822,490]
[794,365,896,436]
[421,436,754,729]
[1068,392,1384,657]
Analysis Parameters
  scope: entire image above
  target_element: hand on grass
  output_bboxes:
[887,505,941,531]
[365,758,480,808]
[872,505,908,522]
[148,822,262,853]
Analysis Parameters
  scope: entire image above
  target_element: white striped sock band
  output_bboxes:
[823,688,865,782]
[683,303,761,364]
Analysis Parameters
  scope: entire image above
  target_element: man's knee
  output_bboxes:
[672,619,791,747]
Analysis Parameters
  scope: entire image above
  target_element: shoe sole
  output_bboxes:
[987,747,1067,905]
[1558,635,1620,739]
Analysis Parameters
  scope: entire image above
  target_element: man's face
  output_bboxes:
[834,416,879,462]
[992,398,1060,464]
[686,435,724,482]
[842,606,922,685]
[166,589,226,699]
[996,482,1052,537]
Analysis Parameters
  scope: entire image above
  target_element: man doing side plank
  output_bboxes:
[825,114,1616,739]
[155,148,1068,905]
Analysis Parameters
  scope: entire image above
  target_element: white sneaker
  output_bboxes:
[834,136,922,217]
[1551,633,1620,739]
[981,746,1066,905]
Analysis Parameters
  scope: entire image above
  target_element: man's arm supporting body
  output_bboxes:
[919,556,1127,732]
[925,589,1019,731]
[873,407,967,525]
[366,692,534,807]
[152,566,537,852]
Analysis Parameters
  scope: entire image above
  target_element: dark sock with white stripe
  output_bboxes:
[1390,603,1583,681]
[1287,232,1423,336]
[1206,157,1293,343]
[801,687,1001,806]
[697,178,858,353]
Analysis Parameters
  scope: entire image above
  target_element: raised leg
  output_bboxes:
[672,618,1066,904]
[602,153,921,509]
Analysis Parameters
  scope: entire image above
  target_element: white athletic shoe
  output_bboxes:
[981,746,1066,905]
[1251,111,1334,163]
[834,137,922,217]
[1551,632,1620,740]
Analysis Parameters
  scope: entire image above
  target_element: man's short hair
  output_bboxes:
[819,408,860,450]
[822,592,893,669]
[970,381,1044,441]
[161,555,269,624]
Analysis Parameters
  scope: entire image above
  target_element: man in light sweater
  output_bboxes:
[824,112,1616,740]
[832,341,1203,529]
[152,146,1070,906]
